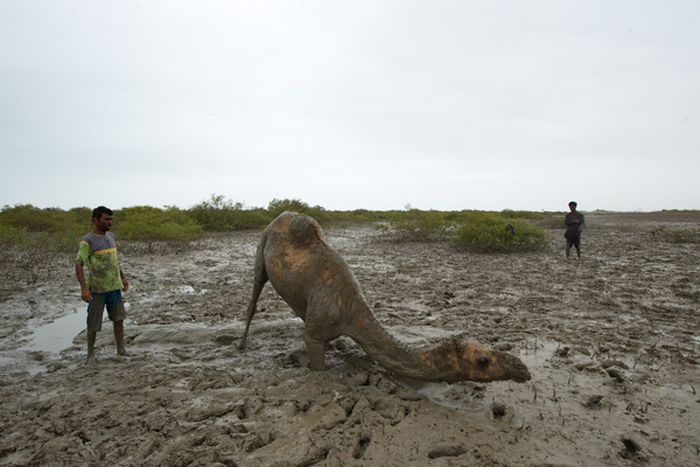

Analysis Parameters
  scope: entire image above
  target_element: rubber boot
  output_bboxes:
[87,330,97,367]
[114,320,126,356]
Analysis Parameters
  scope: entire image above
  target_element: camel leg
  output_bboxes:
[304,330,326,371]
[303,303,335,370]
[239,233,268,350]
[239,275,266,350]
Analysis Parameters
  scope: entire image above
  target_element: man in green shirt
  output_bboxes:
[75,206,129,366]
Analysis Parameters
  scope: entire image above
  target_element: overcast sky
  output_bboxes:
[1,1,698,212]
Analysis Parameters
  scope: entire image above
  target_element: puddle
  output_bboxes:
[23,309,86,353]
[0,356,15,368]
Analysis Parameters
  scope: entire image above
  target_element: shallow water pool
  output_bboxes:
[22,309,86,353]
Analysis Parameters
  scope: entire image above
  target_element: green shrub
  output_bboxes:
[267,198,328,223]
[452,216,549,253]
[1,202,559,254]
[190,196,384,229]
[0,204,46,231]
[534,214,566,229]
[651,227,700,244]
[117,206,202,242]
[499,210,567,229]
[189,195,270,231]
[0,204,81,233]
[382,209,452,242]
[0,223,27,246]
[53,228,86,252]
[0,205,86,252]
[323,209,383,224]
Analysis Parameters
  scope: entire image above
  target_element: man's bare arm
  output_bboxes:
[120,269,129,292]
[75,265,91,303]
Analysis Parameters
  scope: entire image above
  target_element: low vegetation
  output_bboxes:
[378,210,550,252]
[377,209,451,242]
[188,195,269,231]
[1,197,560,255]
[0,205,87,252]
[451,215,549,253]
[651,227,700,244]
[117,206,203,243]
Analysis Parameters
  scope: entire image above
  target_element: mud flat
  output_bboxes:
[1,213,699,466]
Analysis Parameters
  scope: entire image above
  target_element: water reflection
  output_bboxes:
[23,310,86,353]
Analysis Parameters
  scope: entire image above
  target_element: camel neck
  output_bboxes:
[343,301,448,381]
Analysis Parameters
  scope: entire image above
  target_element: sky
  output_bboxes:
[1,1,698,212]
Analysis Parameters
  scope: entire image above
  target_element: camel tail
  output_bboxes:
[238,227,269,350]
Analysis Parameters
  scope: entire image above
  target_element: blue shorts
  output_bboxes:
[87,290,126,332]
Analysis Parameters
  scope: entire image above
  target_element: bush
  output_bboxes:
[0,204,76,233]
[0,223,27,246]
[381,209,452,242]
[452,216,549,253]
[117,206,202,242]
[0,214,77,283]
[189,195,270,231]
[0,204,86,252]
[1,202,556,255]
[267,198,328,223]
[534,214,566,229]
[651,227,700,244]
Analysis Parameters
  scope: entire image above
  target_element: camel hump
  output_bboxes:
[279,211,325,246]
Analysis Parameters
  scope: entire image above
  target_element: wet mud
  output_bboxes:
[1,213,699,466]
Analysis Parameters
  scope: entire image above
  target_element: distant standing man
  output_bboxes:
[564,201,585,259]
[75,206,129,365]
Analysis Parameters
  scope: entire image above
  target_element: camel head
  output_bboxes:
[427,338,531,383]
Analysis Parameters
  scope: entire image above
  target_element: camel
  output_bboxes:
[239,212,531,383]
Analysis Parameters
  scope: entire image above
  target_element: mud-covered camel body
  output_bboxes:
[239,212,531,383]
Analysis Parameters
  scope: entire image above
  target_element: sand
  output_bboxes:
[1,213,699,466]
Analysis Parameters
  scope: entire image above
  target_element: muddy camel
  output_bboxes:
[239,212,531,383]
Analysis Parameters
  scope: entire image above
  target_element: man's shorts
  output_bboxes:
[87,290,126,332]
[565,231,581,248]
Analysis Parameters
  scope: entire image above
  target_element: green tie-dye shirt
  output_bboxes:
[75,232,124,293]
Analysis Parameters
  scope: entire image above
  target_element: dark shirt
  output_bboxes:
[565,211,585,237]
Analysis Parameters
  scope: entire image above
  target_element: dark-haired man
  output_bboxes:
[75,206,129,366]
[564,201,585,259]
